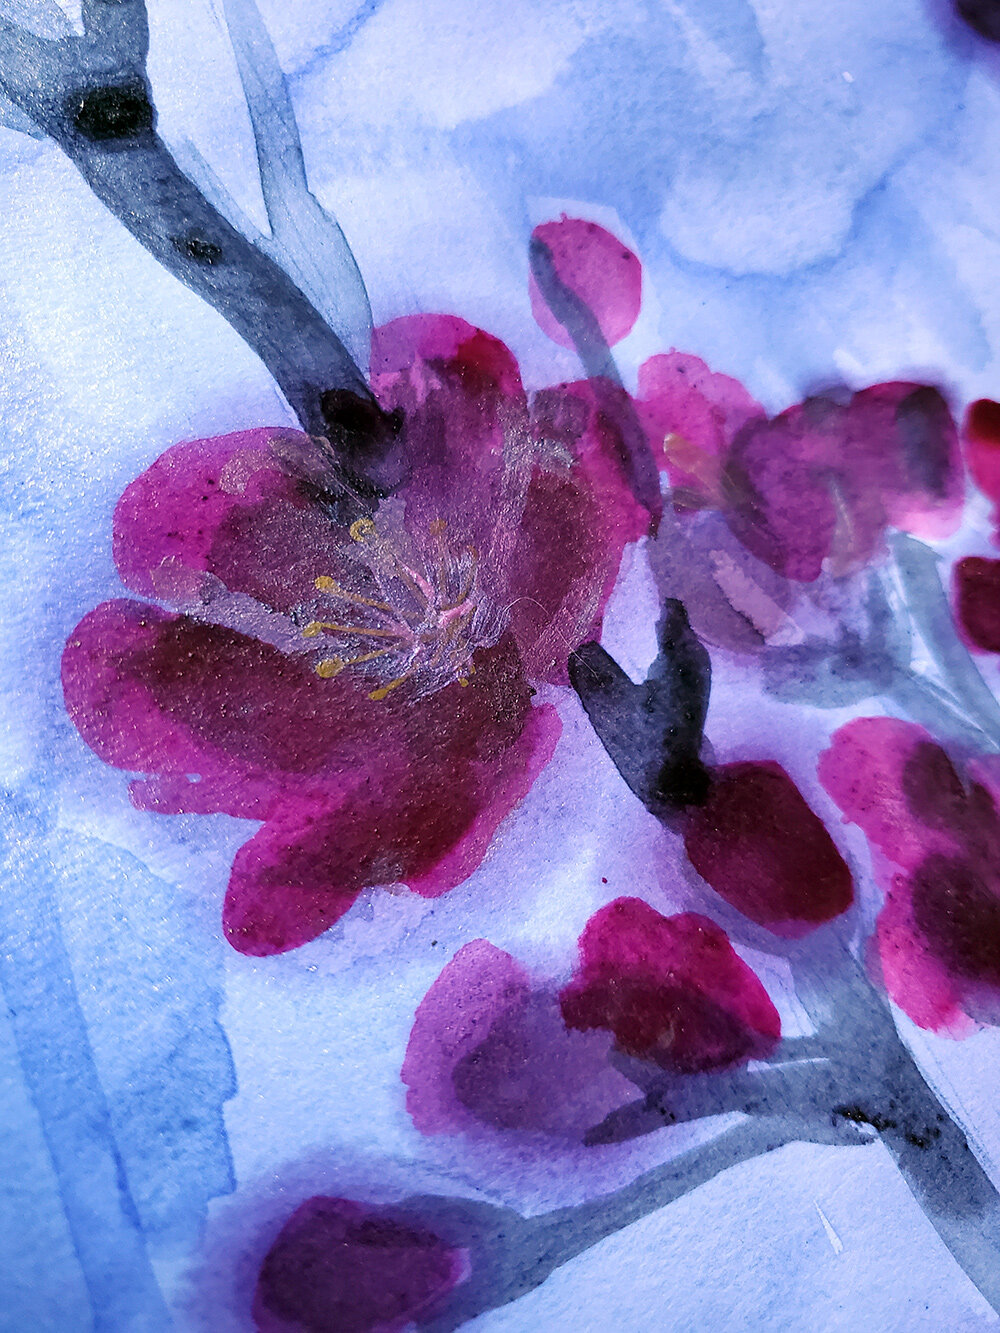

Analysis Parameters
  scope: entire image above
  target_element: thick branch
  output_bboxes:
[0,1,369,432]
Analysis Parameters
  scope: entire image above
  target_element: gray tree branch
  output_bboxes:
[0,0,371,434]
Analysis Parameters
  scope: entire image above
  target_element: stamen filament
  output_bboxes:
[368,664,419,701]
[304,620,410,640]
[314,575,397,614]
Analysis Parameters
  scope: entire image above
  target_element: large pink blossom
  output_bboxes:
[63,315,646,955]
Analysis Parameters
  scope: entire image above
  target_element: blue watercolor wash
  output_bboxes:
[0,790,171,1330]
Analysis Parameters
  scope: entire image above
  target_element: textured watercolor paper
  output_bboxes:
[4,1,1000,1330]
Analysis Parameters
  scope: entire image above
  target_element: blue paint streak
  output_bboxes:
[0,790,171,1332]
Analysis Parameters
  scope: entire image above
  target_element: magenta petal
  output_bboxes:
[529,217,642,349]
[507,380,648,682]
[683,762,854,935]
[636,351,765,503]
[403,940,630,1137]
[817,717,948,873]
[370,315,526,548]
[253,1196,467,1333]
[223,701,559,955]
[873,872,977,1035]
[850,382,962,541]
[725,384,961,580]
[560,898,781,1073]
[113,427,345,613]
[405,701,561,899]
[62,600,380,819]
[820,718,1000,1032]
[223,797,367,956]
[402,940,533,1135]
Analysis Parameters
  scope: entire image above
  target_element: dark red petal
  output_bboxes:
[964,398,1000,506]
[253,1197,466,1333]
[559,898,780,1073]
[223,697,560,955]
[683,762,854,934]
[528,216,642,349]
[62,600,389,818]
[370,315,526,550]
[113,428,345,613]
[507,380,647,682]
[954,556,1000,653]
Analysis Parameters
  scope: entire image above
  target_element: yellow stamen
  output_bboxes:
[304,620,408,640]
[368,666,417,701]
[349,517,376,542]
[458,677,469,687]
[314,575,397,614]
[315,647,397,680]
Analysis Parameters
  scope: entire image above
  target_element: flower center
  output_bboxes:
[304,517,503,700]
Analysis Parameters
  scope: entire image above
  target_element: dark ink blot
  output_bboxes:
[683,762,854,933]
[954,556,1000,653]
[72,81,154,142]
[253,1196,466,1332]
[833,1103,899,1133]
[569,598,711,817]
[956,0,1000,41]
[171,233,223,266]
[318,388,406,498]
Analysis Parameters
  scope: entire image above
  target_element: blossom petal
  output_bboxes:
[817,717,956,872]
[636,351,764,504]
[683,761,854,935]
[223,698,560,955]
[529,217,642,349]
[725,384,961,581]
[113,427,347,613]
[370,315,526,548]
[963,398,1000,508]
[253,1196,466,1333]
[560,898,780,1073]
[954,556,1000,653]
[403,940,630,1138]
[402,940,532,1135]
[62,599,391,820]
[504,380,648,682]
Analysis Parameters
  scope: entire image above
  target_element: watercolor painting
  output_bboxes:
[6,0,1000,1328]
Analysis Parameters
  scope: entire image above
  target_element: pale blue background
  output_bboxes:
[3,0,1000,1327]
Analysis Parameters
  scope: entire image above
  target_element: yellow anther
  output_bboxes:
[367,664,419,701]
[350,517,376,542]
[315,657,344,678]
[458,677,469,687]
[314,575,336,592]
[302,621,324,638]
